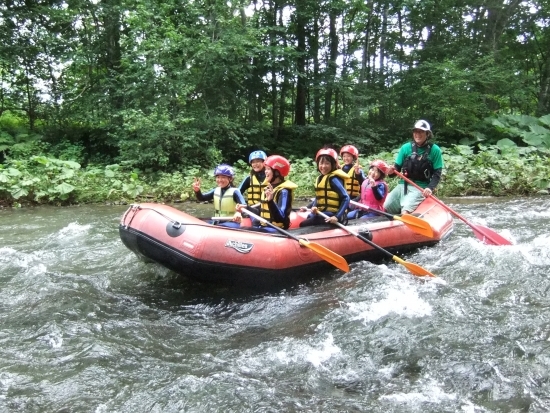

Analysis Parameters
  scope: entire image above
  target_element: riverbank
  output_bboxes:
[1,146,549,208]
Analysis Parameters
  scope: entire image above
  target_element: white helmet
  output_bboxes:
[413,119,431,132]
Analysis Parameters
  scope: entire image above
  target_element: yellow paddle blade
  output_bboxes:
[392,256,436,277]
[394,215,434,238]
[299,239,350,273]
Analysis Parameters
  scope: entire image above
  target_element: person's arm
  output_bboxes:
[229,189,246,222]
[427,169,442,191]
[427,145,444,191]
[268,189,289,222]
[419,145,444,196]
[372,182,387,201]
[386,143,409,175]
[356,169,366,185]
[238,176,251,194]
[233,189,247,205]
[195,188,215,202]
[330,177,350,220]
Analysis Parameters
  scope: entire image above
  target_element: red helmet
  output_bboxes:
[340,145,359,158]
[369,159,388,175]
[264,155,290,177]
[315,148,339,164]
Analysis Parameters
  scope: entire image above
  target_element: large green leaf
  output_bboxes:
[529,124,550,135]
[521,132,542,146]
[55,182,75,195]
[539,114,550,127]
[11,187,28,199]
[61,160,81,170]
[496,138,517,149]
[58,168,75,179]
[33,156,50,165]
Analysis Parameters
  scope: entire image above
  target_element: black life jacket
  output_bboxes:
[402,142,433,182]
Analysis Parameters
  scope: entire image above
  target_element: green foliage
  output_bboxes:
[0,129,46,159]
[1,0,550,206]
[286,156,319,197]
[0,143,549,207]
[487,114,550,151]
[0,157,80,203]
[440,144,550,196]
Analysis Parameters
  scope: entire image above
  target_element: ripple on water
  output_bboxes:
[1,200,550,411]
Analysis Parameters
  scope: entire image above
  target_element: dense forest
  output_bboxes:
[1,0,549,204]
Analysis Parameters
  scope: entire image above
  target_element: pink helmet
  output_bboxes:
[340,145,359,158]
[369,159,388,175]
[264,155,290,177]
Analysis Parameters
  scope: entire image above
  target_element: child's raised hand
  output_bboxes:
[192,177,201,192]
[264,184,274,201]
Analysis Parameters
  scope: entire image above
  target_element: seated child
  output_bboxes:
[348,160,388,219]
[299,148,350,227]
[238,150,267,207]
[237,155,297,232]
[192,164,246,228]
[340,145,365,199]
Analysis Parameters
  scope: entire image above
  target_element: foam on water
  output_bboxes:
[380,378,458,404]
[57,222,91,238]
[304,333,341,368]
[347,282,433,323]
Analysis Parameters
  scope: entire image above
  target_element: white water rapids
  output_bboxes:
[0,197,549,412]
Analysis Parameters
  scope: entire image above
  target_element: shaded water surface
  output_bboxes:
[1,197,549,412]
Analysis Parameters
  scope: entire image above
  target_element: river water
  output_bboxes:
[1,197,549,412]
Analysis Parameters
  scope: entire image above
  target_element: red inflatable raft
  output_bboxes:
[119,198,453,288]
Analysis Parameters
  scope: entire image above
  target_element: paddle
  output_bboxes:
[393,171,513,246]
[240,207,349,273]
[315,210,436,277]
[349,200,434,238]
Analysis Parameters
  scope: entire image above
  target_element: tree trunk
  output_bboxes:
[294,0,307,125]
[536,54,550,116]
[324,8,338,123]
[312,17,321,123]
[269,2,279,137]
[102,0,123,113]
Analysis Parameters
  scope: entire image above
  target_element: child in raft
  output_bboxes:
[339,144,365,199]
[237,155,297,232]
[238,150,267,207]
[299,148,350,227]
[348,159,389,219]
[192,164,246,228]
